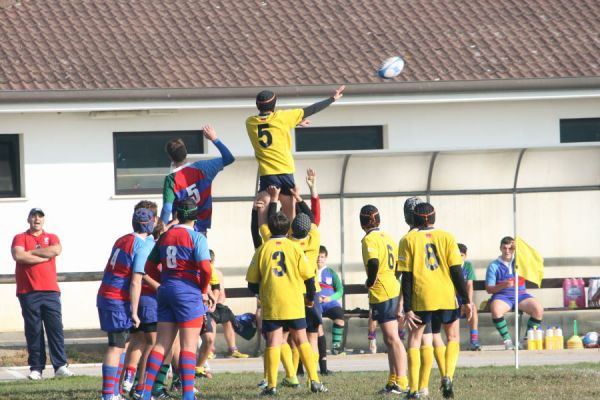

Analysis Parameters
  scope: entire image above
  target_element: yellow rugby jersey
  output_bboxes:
[246,109,304,176]
[397,228,463,311]
[290,223,321,292]
[209,263,220,286]
[361,229,400,304]
[246,236,313,320]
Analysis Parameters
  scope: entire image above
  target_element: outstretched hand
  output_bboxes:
[266,185,281,202]
[333,85,345,101]
[202,124,218,141]
[306,168,317,190]
[297,119,311,127]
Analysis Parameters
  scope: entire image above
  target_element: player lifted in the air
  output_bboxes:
[246,85,345,221]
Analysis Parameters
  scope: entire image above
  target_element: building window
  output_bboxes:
[0,134,21,198]
[113,131,204,195]
[560,118,600,143]
[296,126,384,152]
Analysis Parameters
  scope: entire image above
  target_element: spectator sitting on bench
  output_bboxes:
[485,236,544,350]
[209,250,250,359]
[317,245,345,355]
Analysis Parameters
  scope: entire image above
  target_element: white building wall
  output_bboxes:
[0,94,599,330]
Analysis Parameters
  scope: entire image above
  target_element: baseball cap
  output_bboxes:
[28,208,45,217]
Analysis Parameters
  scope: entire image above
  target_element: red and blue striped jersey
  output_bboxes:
[97,233,155,309]
[141,254,162,297]
[146,225,211,292]
[161,158,224,233]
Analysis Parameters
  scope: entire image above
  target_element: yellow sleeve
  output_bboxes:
[280,108,304,128]
[361,234,379,265]
[259,224,272,241]
[298,252,314,282]
[246,249,261,284]
[397,236,412,272]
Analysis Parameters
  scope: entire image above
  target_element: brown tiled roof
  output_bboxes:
[0,0,599,96]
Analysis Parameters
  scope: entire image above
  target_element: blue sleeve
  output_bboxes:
[192,158,224,181]
[212,139,235,167]
[191,231,211,262]
[160,203,173,225]
[132,237,154,274]
[485,262,498,286]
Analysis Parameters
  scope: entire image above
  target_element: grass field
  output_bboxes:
[0,363,599,399]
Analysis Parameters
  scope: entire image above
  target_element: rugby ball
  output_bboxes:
[378,56,405,79]
[582,331,598,348]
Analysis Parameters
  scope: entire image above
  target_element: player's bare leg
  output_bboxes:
[279,193,295,221]
[255,191,271,225]
[122,330,144,395]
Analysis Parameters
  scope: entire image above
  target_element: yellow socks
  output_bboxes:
[265,346,281,389]
[434,345,447,377]
[445,341,460,380]
[419,345,434,391]
[397,374,409,391]
[387,373,396,386]
[298,342,319,382]
[280,343,295,378]
[291,344,300,371]
[408,347,420,393]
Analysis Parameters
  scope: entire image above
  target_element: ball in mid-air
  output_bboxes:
[378,56,405,79]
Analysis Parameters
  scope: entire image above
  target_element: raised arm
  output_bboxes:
[302,85,345,118]
[306,168,320,226]
[203,124,234,166]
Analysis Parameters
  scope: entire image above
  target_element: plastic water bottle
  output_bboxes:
[534,326,544,350]
[555,326,564,349]
[576,278,586,308]
[527,328,536,350]
[545,327,554,350]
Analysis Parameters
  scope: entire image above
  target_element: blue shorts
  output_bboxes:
[157,282,206,325]
[262,318,307,333]
[98,307,132,333]
[415,309,460,334]
[305,292,323,333]
[370,296,399,324]
[491,292,533,310]
[139,295,158,325]
[259,174,296,196]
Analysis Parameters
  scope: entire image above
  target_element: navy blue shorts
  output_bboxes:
[139,295,158,325]
[262,318,307,333]
[157,282,206,325]
[259,174,296,196]
[98,307,132,333]
[491,292,533,310]
[415,309,460,334]
[370,296,399,324]
[201,312,214,334]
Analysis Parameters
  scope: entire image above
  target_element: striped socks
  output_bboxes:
[101,364,118,400]
[114,351,125,395]
[142,351,164,400]
[179,351,197,400]
[493,317,512,341]
[151,364,170,394]
[332,323,344,349]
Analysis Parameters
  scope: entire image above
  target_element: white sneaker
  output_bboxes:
[28,370,42,380]
[504,339,515,350]
[55,365,75,377]
[369,338,377,354]
[122,379,133,394]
